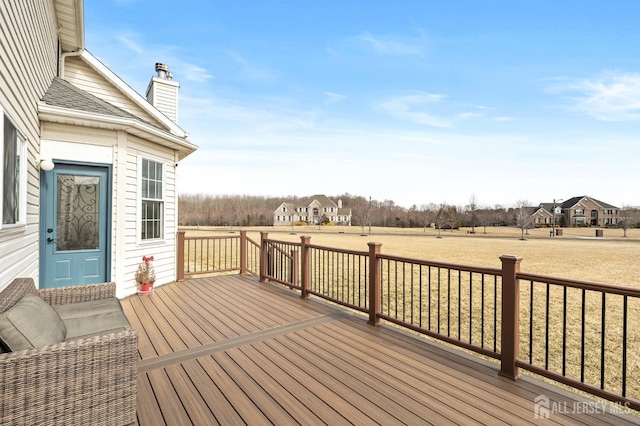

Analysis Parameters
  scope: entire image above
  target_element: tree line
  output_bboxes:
[178,193,640,230]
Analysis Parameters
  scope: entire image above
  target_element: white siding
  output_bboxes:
[146,78,179,122]
[0,0,58,288]
[64,56,161,125]
[41,123,180,297]
[120,135,177,296]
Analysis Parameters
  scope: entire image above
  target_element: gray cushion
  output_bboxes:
[54,298,131,340]
[0,295,67,351]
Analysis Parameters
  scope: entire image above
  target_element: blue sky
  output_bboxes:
[85,1,640,208]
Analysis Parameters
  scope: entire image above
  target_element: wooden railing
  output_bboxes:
[177,231,640,411]
[177,231,260,278]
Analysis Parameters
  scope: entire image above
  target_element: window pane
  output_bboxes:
[56,175,100,250]
[3,116,18,224]
[141,159,163,240]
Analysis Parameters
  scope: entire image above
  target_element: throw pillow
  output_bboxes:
[0,294,66,351]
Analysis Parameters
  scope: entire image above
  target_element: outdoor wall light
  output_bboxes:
[39,158,55,171]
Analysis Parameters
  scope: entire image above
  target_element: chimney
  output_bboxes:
[146,62,180,123]
[337,199,343,209]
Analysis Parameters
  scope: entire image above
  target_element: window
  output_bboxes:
[575,209,584,215]
[1,113,26,228]
[141,158,163,240]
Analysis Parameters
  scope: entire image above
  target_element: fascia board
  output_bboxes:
[38,103,197,159]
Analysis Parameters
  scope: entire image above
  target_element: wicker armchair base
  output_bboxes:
[0,279,138,425]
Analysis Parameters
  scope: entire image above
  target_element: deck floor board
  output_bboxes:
[127,275,640,425]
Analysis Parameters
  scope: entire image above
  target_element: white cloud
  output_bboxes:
[117,35,144,54]
[180,64,213,83]
[547,71,640,121]
[224,50,277,84]
[355,32,425,55]
[324,92,346,104]
[376,92,485,128]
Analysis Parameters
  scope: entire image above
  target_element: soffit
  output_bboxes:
[54,0,84,52]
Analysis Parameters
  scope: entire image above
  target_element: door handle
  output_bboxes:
[46,237,56,243]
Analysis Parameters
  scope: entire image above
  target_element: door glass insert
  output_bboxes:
[56,174,100,251]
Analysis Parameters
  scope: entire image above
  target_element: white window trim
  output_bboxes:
[0,110,27,230]
[138,156,166,243]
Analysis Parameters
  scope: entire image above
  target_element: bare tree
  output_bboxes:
[476,207,494,234]
[515,200,533,240]
[420,203,437,232]
[619,205,640,237]
[289,207,299,232]
[350,196,372,235]
[434,203,457,238]
[467,194,478,234]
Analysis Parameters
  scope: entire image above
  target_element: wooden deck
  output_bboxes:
[121,275,640,425]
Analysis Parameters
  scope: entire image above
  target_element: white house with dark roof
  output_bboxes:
[0,1,197,296]
[273,195,352,226]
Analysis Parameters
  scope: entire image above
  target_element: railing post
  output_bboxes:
[290,248,298,286]
[259,232,268,282]
[500,254,522,380]
[368,242,382,326]
[177,231,185,281]
[240,231,247,275]
[300,236,311,299]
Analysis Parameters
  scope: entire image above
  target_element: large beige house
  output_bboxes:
[531,196,619,227]
[0,1,196,296]
[274,195,352,226]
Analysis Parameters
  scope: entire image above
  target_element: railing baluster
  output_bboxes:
[601,292,606,390]
[622,296,628,397]
[458,271,461,340]
[481,274,485,349]
[419,264,423,329]
[447,268,451,337]
[529,280,534,364]
[581,288,586,383]
[469,272,473,346]
[562,286,567,376]
[437,267,441,334]
[545,282,550,370]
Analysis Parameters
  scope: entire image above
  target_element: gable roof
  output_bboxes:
[39,78,197,160]
[562,196,618,210]
[531,206,552,217]
[303,195,337,207]
[42,78,145,123]
[79,50,187,138]
[45,1,196,160]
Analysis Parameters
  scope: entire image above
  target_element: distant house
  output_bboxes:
[532,196,619,228]
[529,205,555,227]
[273,195,352,226]
[0,1,197,296]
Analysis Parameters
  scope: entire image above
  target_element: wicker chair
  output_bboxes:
[0,278,138,425]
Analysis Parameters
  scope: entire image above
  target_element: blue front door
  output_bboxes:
[40,164,110,288]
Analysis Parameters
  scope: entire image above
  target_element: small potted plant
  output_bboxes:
[135,255,156,295]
